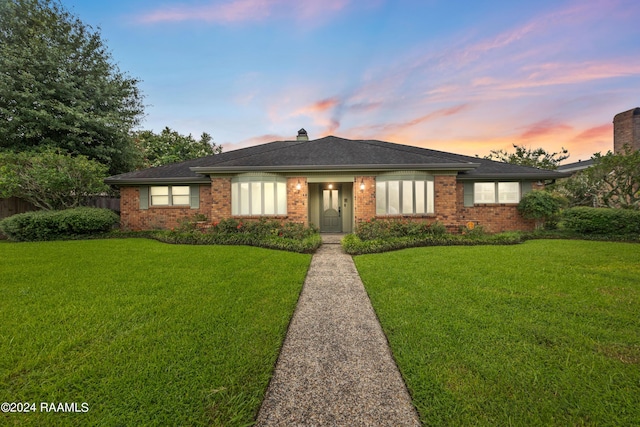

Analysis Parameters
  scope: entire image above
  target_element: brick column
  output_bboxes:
[434,175,458,231]
[211,177,231,221]
[287,177,308,225]
[119,186,139,230]
[354,176,376,225]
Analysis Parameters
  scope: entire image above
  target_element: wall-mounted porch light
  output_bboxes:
[296,180,301,190]
[360,179,365,190]
[328,184,333,189]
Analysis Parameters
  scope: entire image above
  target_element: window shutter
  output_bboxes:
[463,182,474,207]
[521,181,533,196]
[189,185,200,209]
[139,186,149,210]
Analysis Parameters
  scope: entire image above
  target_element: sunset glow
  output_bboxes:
[65,0,640,163]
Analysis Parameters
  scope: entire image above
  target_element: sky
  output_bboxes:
[63,0,640,162]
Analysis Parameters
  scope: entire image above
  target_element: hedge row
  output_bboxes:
[156,217,322,253]
[342,232,524,255]
[153,230,322,253]
[562,207,640,235]
[355,218,447,241]
[0,207,119,241]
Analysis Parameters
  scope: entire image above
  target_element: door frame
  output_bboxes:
[319,184,342,233]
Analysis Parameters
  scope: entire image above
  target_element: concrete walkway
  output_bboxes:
[256,234,421,426]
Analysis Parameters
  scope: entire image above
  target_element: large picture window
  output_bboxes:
[473,182,521,204]
[150,186,191,206]
[376,177,434,215]
[231,177,287,216]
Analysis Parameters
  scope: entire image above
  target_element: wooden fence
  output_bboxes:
[85,196,121,212]
[0,197,37,220]
[0,196,120,220]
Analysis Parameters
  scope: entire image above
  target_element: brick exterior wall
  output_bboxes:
[207,176,307,225]
[613,108,640,154]
[455,181,543,233]
[357,175,539,233]
[120,185,212,231]
[119,175,541,233]
[353,176,376,225]
[287,177,308,225]
[433,175,458,231]
[210,177,232,222]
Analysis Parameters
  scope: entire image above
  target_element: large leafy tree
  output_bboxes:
[133,127,222,168]
[484,144,569,170]
[0,149,109,210]
[0,0,144,174]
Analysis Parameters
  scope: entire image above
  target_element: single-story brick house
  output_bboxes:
[105,130,568,233]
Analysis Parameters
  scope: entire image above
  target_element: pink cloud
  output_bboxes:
[294,97,340,115]
[385,104,470,131]
[294,0,350,21]
[346,103,471,139]
[138,0,272,24]
[137,0,352,25]
[519,119,573,140]
[505,61,640,90]
[573,123,612,141]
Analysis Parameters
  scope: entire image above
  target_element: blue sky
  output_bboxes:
[63,0,640,161]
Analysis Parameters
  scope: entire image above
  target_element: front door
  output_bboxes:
[321,187,341,232]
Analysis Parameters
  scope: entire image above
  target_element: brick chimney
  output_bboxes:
[296,128,309,141]
[613,107,640,153]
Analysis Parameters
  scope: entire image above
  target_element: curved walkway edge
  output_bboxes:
[256,234,421,426]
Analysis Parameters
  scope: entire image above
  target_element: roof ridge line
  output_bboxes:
[358,139,475,164]
[211,140,302,164]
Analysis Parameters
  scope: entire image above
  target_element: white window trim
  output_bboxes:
[473,182,521,204]
[150,185,191,206]
[231,177,287,216]
[376,178,435,215]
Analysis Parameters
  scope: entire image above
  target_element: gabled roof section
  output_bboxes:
[190,136,479,172]
[105,136,569,184]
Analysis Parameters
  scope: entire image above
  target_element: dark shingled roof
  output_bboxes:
[105,136,568,184]
[557,159,595,173]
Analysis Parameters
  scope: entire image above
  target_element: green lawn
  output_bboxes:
[0,239,311,426]
[354,240,640,426]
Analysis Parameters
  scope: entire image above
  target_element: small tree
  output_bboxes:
[484,144,569,170]
[587,146,640,209]
[0,149,109,210]
[132,127,222,168]
[518,190,564,229]
[554,171,601,208]
[556,145,640,209]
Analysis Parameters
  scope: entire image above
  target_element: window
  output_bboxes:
[498,182,520,203]
[474,183,495,203]
[376,178,434,215]
[473,182,521,204]
[150,186,190,206]
[231,177,287,216]
[171,186,190,205]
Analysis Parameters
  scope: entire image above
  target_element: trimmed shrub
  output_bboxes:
[158,218,321,253]
[562,207,640,235]
[342,232,523,255]
[154,231,322,254]
[518,190,565,229]
[356,218,446,241]
[0,208,119,241]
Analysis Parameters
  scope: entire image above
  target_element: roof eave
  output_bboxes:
[104,176,211,185]
[457,172,571,181]
[190,163,481,174]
